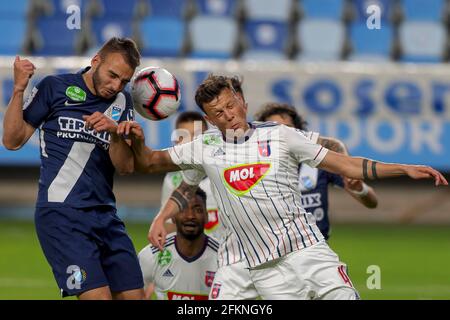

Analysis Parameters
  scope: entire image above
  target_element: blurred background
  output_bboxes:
[0,0,449,299]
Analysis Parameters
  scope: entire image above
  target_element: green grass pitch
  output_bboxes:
[0,221,449,300]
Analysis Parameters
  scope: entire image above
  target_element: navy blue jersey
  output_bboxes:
[23,67,134,208]
[298,165,344,240]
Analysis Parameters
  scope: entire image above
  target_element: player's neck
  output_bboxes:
[176,233,206,258]
[82,69,97,96]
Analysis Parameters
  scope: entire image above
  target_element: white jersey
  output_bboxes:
[161,172,226,241]
[167,122,328,268]
[138,233,219,300]
[215,129,321,268]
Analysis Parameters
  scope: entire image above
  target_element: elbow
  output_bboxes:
[2,137,22,151]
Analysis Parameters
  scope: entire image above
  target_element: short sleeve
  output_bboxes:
[23,76,53,128]
[281,125,328,167]
[166,136,205,170]
[138,245,156,287]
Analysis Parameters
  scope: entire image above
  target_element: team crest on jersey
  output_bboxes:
[222,163,271,196]
[111,106,122,121]
[205,271,216,287]
[210,283,221,299]
[204,209,219,232]
[157,249,172,266]
[257,140,271,157]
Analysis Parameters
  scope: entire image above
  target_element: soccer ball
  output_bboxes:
[131,66,181,121]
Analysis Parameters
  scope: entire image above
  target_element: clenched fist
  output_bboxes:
[14,56,36,92]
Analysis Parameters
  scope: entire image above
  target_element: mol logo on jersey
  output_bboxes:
[222,163,271,196]
[167,291,208,300]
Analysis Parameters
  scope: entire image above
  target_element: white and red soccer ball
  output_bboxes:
[131,66,181,121]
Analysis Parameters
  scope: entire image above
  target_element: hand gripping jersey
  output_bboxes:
[138,233,219,300]
[167,122,328,268]
[22,68,134,208]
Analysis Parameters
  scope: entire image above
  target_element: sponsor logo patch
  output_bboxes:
[222,163,271,196]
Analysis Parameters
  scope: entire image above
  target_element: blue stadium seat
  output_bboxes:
[140,17,185,57]
[194,0,237,17]
[45,0,85,18]
[96,0,139,18]
[0,0,29,18]
[244,0,292,20]
[349,22,393,60]
[399,21,445,62]
[352,0,393,22]
[0,19,26,55]
[300,0,344,19]
[297,19,344,61]
[189,16,238,59]
[148,0,188,18]
[401,0,444,21]
[242,20,288,60]
[35,18,81,55]
[91,19,133,47]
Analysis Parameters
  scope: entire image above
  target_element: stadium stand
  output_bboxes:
[0,0,448,62]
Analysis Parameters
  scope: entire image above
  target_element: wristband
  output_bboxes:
[350,183,369,196]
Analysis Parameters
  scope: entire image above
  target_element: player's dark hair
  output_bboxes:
[195,188,207,208]
[175,111,208,130]
[98,37,141,70]
[195,74,244,112]
[255,103,308,130]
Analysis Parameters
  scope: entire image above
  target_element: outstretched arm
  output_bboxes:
[117,121,181,173]
[148,181,198,249]
[318,151,448,186]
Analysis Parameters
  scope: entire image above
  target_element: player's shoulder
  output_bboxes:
[251,121,280,129]
[206,235,220,253]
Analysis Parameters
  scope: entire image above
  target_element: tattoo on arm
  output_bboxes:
[363,159,369,180]
[372,161,378,179]
[317,137,346,154]
[169,182,198,211]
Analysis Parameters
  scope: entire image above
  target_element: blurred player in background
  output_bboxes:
[2,37,144,300]
[160,111,225,240]
[255,102,378,240]
[119,74,447,299]
[139,188,218,300]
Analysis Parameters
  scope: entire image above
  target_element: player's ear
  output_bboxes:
[91,54,101,69]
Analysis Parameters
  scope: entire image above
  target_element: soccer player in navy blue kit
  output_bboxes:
[255,103,378,240]
[2,37,145,300]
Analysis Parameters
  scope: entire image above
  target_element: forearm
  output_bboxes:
[346,157,405,180]
[320,152,406,180]
[2,89,28,149]
[109,133,134,175]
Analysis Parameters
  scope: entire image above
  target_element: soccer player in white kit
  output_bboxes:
[116,74,448,299]
[138,188,219,300]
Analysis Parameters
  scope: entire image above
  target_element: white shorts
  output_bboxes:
[209,261,260,300]
[249,241,360,300]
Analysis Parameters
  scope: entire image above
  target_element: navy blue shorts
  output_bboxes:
[34,206,144,297]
